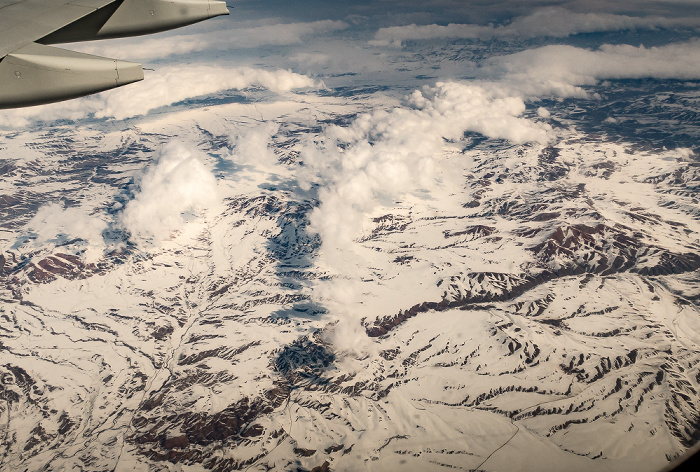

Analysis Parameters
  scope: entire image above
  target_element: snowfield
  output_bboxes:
[0,87,698,471]
[1,6,700,466]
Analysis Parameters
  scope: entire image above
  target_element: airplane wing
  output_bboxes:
[0,0,229,108]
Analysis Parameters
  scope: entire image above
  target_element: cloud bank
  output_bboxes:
[488,40,700,98]
[0,66,316,127]
[97,66,317,120]
[371,7,700,46]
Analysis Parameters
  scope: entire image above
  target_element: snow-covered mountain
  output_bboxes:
[0,81,698,471]
[1,6,700,470]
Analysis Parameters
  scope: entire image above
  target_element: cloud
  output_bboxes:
[24,203,107,262]
[487,40,700,98]
[73,20,349,61]
[300,80,550,274]
[371,23,488,47]
[22,143,222,252]
[228,122,281,168]
[289,52,332,67]
[371,7,700,46]
[0,66,317,127]
[120,142,219,244]
[96,66,317,120]
[0,99,100,129]
[294,80,551,354]
[220,20,349,49]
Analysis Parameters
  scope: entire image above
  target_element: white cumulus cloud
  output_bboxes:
[24,203,107,262]
[121,142,219,244]
[97,66,318,120]
[296,80,551,355]
[228,122,281,168]
[300,80,550,285]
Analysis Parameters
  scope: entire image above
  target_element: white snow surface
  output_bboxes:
[0,81,698,472]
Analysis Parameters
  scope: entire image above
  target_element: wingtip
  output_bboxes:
[116,61,144,85]
[210,1,230,17]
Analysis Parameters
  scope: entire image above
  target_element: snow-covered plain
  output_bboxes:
[1,5,700,472]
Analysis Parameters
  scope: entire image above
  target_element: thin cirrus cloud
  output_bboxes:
[0,66,317,127]
[370,7,700,47]
[73,20,349,61]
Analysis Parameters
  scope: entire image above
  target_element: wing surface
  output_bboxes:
[0,0,229,108]
[0,0,116,58]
